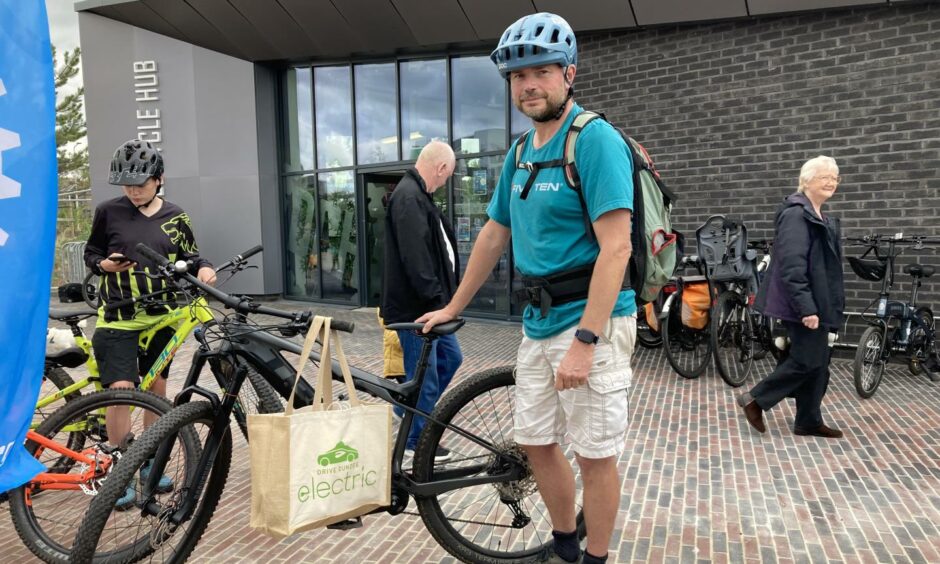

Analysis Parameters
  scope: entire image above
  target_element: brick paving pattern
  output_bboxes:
[3,303,939,562]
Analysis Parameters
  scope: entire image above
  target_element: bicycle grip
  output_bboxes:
[135,243,171,267]
[329,319,355,334]
[236,245,263,261]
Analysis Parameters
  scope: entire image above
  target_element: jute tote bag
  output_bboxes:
[248,316,392,538]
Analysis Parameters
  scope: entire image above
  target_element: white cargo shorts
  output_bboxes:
[513,315,636,459]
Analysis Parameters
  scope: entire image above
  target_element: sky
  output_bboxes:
[46,0,81,52]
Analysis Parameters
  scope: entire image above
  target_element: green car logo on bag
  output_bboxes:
[317,441,359,466]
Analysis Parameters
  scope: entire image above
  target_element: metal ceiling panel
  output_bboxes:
[460,0,537,39]
[535,0,637,31]
[141,0,245,58]
[186,0,283,61]
[330,0,419,53]
[228,0,319,59]
[392,0,479,45]
[98,3,189,43]
[748,0,886,14]
[630,0,748,25]
[278,0,368,58]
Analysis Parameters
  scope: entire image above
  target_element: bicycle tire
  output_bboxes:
[854,325,886,399]
[34,366,84,463]
[636,303,663,349]
[216,358,284,441]
[414,366,586,563]
[907,307,934,376]
[9,389,181,564]
[82,270,100,311]
[661,290,713,379]
[70,401,230,564]
[711,291,754,387]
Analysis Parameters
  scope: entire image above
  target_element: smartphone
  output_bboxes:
[108,254,133,264]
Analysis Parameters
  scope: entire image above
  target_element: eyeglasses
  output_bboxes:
[814,175,841,184]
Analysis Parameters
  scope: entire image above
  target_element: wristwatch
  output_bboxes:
[574,328,599,345]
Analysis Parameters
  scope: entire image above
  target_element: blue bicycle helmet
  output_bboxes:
[490,12,577,78]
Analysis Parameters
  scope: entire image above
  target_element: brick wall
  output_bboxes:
[577,2,940,346]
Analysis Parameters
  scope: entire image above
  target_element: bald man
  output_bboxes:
[381,141,462,464]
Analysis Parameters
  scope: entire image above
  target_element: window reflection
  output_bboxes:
[400,59,448,160]
[284,174,319,298]
[283,68,314,172]
[318,171,359,302]
[453,156,509,314]
[315,66,353,168]
[356,63,398,165]
[452,56,506,155]
[511,102,529,142]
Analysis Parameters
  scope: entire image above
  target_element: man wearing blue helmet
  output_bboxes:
[419,12,635,564]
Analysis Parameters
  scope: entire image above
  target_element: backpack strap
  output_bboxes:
[513,129,565,200]
[562,111,604,242]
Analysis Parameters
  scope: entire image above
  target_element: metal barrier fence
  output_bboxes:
[59,241,87,284]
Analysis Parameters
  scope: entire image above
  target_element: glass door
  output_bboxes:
[361,172,405,307]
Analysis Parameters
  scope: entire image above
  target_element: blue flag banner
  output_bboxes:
[0,0,58,492]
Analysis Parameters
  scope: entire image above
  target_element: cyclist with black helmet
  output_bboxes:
[84,139,215,509]
[419,13,635,564]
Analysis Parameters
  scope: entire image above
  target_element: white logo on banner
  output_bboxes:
[0,78,23,247]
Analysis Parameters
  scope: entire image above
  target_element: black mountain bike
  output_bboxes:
[660,255,714,379]
[70,243,585,564]
[848,234,940,398]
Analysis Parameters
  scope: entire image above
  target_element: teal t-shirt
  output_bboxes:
[487,104,636,339]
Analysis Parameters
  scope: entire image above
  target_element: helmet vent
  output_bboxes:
[535,25,544,37]
[551,29,560,43]
[517,46,524,58]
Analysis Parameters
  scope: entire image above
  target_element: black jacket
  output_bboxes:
[381,168,460,323]
[754,193,845,331]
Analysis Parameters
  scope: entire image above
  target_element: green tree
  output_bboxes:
[52,45,91,286]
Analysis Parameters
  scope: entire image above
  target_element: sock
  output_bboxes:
[583,550,609,564]
[552,530,580,562]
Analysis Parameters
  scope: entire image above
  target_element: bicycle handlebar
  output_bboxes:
[103,288,177,313]
[134,243,355,333]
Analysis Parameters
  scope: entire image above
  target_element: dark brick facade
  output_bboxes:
[577,3,940,343]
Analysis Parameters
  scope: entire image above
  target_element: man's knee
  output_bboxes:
[574,453,618,473]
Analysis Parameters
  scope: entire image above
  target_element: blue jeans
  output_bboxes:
[394,330,463,450]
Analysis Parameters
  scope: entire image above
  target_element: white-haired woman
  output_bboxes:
[738,156,846,438]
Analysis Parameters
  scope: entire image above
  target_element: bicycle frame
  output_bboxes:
[35,298,215,432]
[23,430,114,493]
[141,321,525,527]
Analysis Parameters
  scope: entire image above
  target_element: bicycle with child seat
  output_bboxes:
[6,246,283,564]
[848,234,940,398]
[69,242,588,564]
[660,255,715,379]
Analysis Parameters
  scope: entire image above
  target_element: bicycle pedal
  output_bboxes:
[337,393,349,401]
[326,516,362,530]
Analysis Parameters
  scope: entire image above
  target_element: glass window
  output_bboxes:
[315,66,353,169]
[453,155,510,315]
[317,171,359,302]
[511,102,529,141]
[284,174,319,298]
[400,59,447,161]
[355,63,398,165]
[452,56,506,155]
[283,68,314,172]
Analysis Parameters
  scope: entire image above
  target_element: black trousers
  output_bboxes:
[749,321,832,430]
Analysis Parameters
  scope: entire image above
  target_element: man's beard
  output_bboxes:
[515,92,568,123]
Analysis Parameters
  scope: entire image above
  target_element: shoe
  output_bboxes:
[114,483,137,511]
[434,446,453,464]
[737,393,766,434]
[794,424,843,438]
[140,460,174,494]
[540,549,582,563]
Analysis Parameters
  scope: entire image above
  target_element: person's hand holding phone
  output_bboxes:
[100,253,135,273]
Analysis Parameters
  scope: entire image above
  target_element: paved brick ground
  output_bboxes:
[3,302,940,563]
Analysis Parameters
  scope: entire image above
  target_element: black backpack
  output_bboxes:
[514,111,680,303]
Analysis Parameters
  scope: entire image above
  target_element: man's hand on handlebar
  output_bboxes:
[197,266,217,286]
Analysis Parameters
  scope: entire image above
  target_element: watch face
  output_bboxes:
[576,329,597,344]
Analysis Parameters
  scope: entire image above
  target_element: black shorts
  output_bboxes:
[92,326,175,387]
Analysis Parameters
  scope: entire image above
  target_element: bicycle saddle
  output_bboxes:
[46,347,89,368]
[903,264,936,278]
[386,318,466,336]
[48,307,98,322]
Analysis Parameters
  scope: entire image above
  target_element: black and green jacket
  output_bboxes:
[84,196,212,328]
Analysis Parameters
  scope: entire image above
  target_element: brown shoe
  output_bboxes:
[737,393,766,434]
[794,424,843,438]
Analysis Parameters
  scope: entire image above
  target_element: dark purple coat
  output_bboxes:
[754,193,845,331]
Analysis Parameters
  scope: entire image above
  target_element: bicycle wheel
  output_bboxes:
[69,401,230,564]
[636,303,662,349]
[414,366,586,563]
[34,365,80,432]
[8,389,185,564]
[661,292,713,379]
[82,271,101,310]
[711,292,755,387]
[854,326,886,398]
[907,307,934,376]
[215,357,284,441]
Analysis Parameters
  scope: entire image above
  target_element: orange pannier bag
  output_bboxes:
[645,302,660,333]
[680,281,711,330]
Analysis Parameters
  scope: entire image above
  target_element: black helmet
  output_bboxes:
[108,139,164,186]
